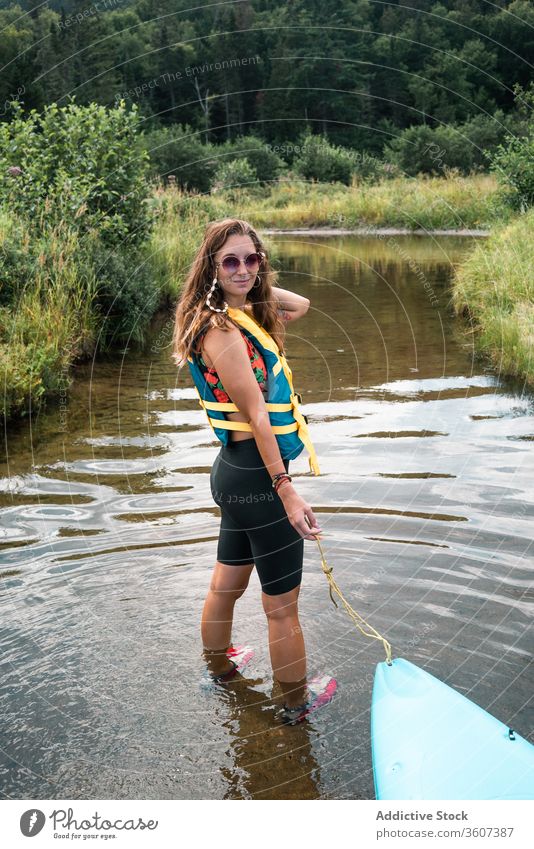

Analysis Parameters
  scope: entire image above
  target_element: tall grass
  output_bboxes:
[204,172,507,231]
[451,210,534,386]
[148,185,280,300]
[148,188,219,302]
[0,215,99,421]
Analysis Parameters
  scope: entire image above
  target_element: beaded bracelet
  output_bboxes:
[274,475,292,495]
[271,471,291,488]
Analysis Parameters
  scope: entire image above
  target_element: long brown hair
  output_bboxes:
[171,218,285,368]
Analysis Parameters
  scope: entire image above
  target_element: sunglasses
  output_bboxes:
[216,251,265,274]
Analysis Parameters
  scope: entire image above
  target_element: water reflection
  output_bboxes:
[0,233,532,800]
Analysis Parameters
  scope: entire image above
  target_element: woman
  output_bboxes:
[172,218,337,725]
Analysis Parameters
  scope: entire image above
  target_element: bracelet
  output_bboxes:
[271,471,292,489]
[274,475,292,495]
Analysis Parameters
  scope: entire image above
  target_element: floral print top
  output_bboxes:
[196,328,268,403]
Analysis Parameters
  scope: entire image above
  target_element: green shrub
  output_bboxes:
[263,140,304,167]
[292,130,356,184]
[384,114,514,177]
[142,123,218,193]
[490,135,534,210]
[386,125,460,175]
[0,99,152,245]
[489,86,534,210]
[86,241,160,348]
[211,157,258,192]
[461,112,515,168]
[219,135,285,185]
[352,152,402,183]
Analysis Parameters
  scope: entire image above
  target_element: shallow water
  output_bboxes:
[1,233,532,800]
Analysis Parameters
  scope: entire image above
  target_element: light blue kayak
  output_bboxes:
[371,658,534,800]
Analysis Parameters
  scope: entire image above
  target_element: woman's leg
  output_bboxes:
[262,584,309,708]
[201,560,254,676]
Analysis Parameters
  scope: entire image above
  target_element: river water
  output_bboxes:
[1,233,532,800]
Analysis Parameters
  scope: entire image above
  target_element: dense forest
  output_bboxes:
[1,0,533,153]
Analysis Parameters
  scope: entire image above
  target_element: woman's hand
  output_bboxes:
[277,483,323,540]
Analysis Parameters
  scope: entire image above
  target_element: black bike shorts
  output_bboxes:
[209,437,304,596]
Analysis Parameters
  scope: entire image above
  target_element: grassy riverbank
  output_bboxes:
[208,173,507,231]
[149,173,506,243]
[0,215,100,423]
[149,173,505,302]
[451,210,534,387]
[152,178,532,388]
[0,173,529,426]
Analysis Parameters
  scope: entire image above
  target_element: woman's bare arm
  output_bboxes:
[270,287,310,322]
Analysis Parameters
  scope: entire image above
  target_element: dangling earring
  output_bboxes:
[206,273,229,313]
[252,251,265,289]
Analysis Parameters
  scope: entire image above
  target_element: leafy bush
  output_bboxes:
[461,112,515,167]
[490,134,534,210]
[489,85,534,210]
[211,157,258,192]
[292,130,357,184]
[385,125,459,175]
[352,152,402,183]
[219,135,285,185]
[384,114,514,177]
[86,241,160,348]
[262,140,304,167]
[0,99,152,245]
[142,123,218,193]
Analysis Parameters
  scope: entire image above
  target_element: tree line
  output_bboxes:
[1,0,532,154]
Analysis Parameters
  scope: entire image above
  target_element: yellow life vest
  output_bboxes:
[187,306,320,475]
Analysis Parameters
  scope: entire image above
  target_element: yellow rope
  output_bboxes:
[313,534,393,665]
